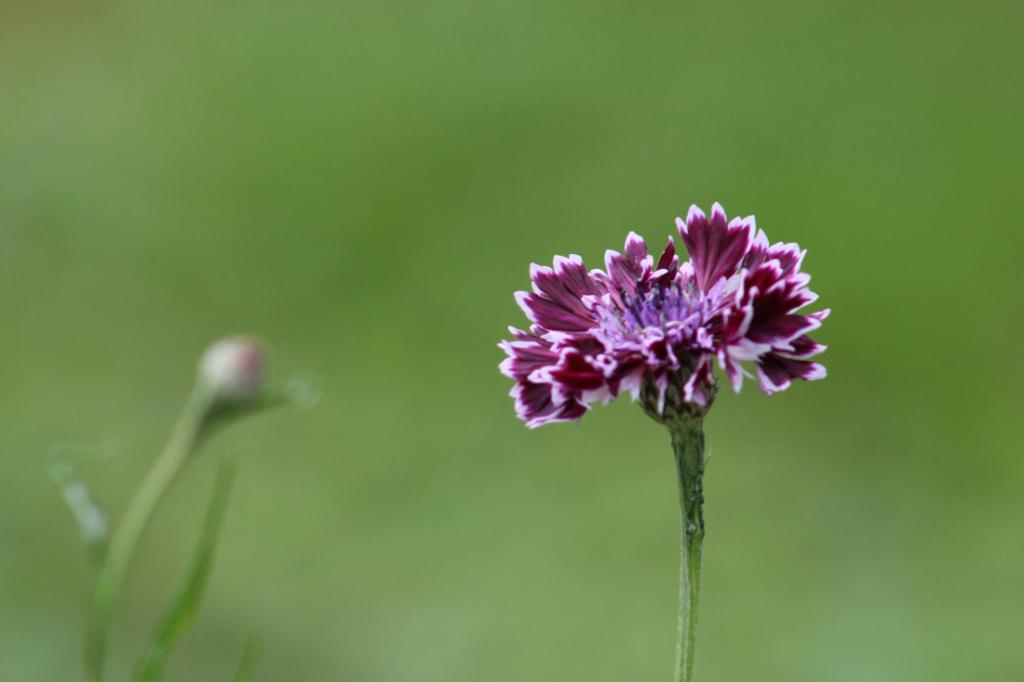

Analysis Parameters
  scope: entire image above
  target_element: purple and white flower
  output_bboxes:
[499,203,828,427]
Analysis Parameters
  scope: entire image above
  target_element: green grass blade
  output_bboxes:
[134,456,237,682]
[230,638,259,682]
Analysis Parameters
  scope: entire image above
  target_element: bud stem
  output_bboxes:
[669,417,705,682]
[84,384,215,682]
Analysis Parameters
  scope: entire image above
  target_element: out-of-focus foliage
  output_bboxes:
[1,1,1022,680]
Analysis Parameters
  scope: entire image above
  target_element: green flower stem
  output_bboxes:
[84,385,216,682]
[133,456,237,682]
[669,417,705,682]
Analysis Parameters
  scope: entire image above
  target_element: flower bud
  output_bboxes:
[199,336,267,403]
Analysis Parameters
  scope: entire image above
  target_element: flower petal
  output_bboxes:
[677,203,756,292]
[756,354,827,395]
[511,381,588,428]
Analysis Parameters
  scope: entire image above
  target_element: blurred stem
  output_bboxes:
[134,457,237,682]
[84,385,215,682]
[669,418,705,682]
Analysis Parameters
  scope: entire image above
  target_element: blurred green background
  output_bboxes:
[2,1,1023,680]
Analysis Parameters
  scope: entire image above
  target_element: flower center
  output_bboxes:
[621,287,699,334]
[591,283,713,358]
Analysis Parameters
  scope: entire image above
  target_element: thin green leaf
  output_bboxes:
[230,638,259,682]
[134,456,237,682]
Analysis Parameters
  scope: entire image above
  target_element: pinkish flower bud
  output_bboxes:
[199,336,267,402]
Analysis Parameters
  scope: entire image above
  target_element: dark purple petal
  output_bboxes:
[515,291,595,332]
[624,230,649,267]
[652,237,679,286]
[606,354,646,398]
[767,243,805,276]
[777,334,827,359]
[603,252,638,295]
[743,229,770,269]
[604,231,652,296]
[716,349,746,392]
[756,353,826,395]
[514,254,605,334]
[511,381,588,428]
[530,350,607,392]
[530,267,592,319]
[683,358,715,405]
[743,233,805,276]
[677,203,755,292]
[656,237,676,272]
[738,263,821,345]
[551,255,604,298]
[718,256,827,396]
[498,334,558,381]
